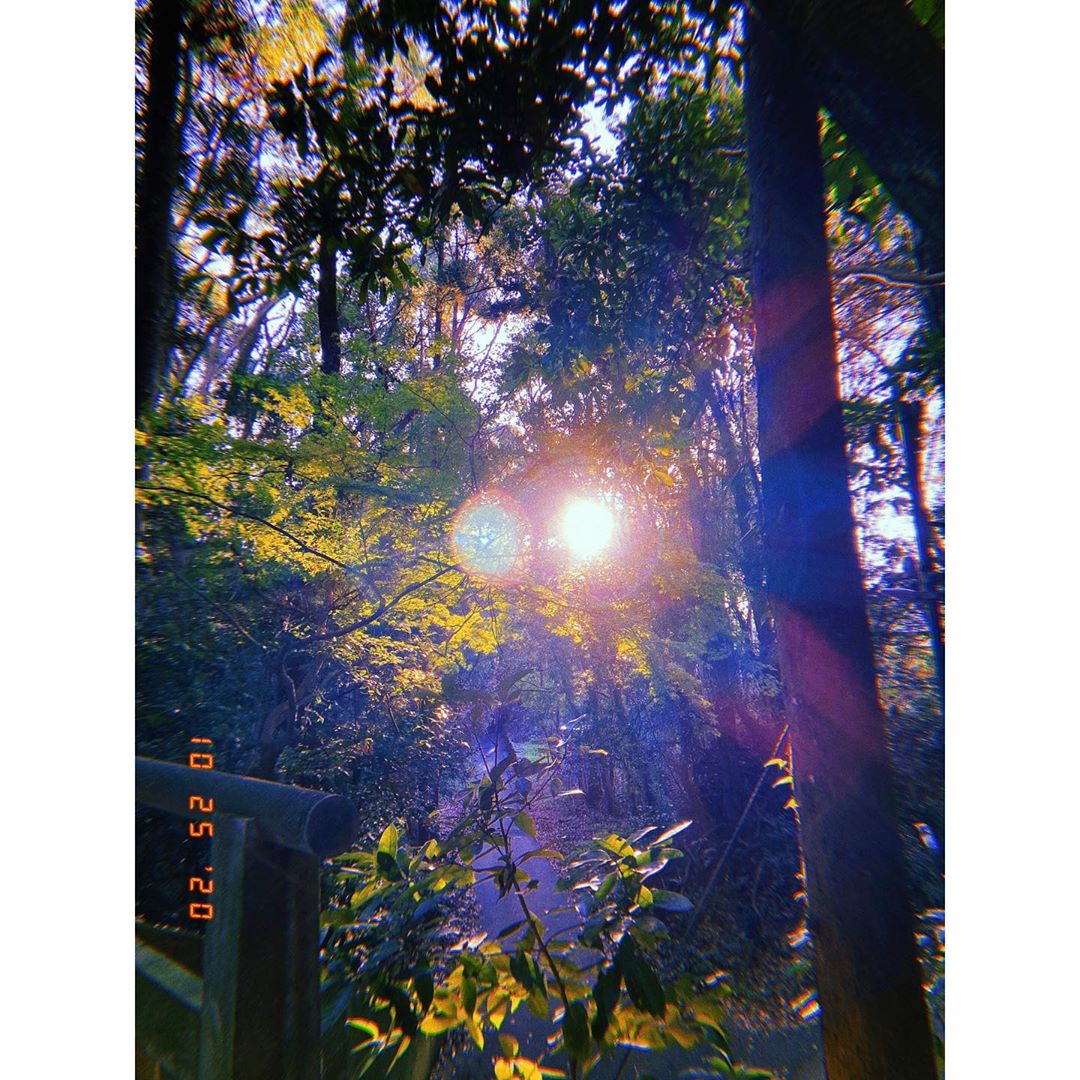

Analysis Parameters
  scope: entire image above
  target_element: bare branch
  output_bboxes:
[836,264,945,288]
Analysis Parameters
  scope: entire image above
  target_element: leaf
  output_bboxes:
[563,1001,590,1061]
[498,1033,520,1058]
[510,950,535,991]
[598,834,634,858]
[384,983,417,1037]
[556,789,586,797]
[621,940,666,1017]
[521,847,564,862]
[376,849,403,880]
[419,1012,459,1035]
[413,969,434,1012]
[346,1018,381,1043]
[650,889,694,913]
[592,963,621,1040]
[515,811,538,840]
[594,872,618,903]
[378,823,400,857]
[465,1012,485,1049]
[650,820,693,845]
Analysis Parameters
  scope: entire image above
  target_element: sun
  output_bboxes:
[560,498,615,561]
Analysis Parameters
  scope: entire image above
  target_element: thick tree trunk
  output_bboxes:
[317,214,341,376]
[136,0,185,420]
[743,12,936,1080]
[755,0,944,255]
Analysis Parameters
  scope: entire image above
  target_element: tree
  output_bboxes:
[742,8,936,1077]
[753,0,944,259]
[137,2,946,1073]
[136,0,186,420]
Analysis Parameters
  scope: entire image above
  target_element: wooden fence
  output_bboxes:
[135,756,359,1080]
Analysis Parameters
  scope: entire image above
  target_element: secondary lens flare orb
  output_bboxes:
[560,498,615,561]
[451,494,529,579]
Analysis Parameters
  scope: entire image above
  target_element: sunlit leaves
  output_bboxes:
[257,0,329,83]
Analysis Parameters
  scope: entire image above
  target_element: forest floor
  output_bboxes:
[433,738,825,1080]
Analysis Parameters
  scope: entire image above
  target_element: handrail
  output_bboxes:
[136,756,358,858]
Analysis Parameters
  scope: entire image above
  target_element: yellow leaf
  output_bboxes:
[419,1012,459,1035]
[465,1013,485,1049]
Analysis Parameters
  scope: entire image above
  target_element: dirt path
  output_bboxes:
[465,739,825,1079]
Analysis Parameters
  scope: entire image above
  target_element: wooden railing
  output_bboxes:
[136,757,359,1080]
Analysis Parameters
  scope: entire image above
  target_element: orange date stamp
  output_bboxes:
[187,737,215,921]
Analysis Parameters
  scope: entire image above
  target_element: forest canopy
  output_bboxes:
[135,2,945,1078]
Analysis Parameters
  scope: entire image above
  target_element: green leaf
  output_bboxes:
[510,950,535,991]
[591,963,621,1040]
[462,975,477,1017]
[621,939,666,1017]
[594,872,618,903]
[650,889,694,913]
[521,847,563,862]
[378,823,400,857]
[376,849,403,880]
[515,811,538,840]
[413,969,434,1012]
[562,1001,590,1061]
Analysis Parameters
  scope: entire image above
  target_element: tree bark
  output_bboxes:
[743,11,936,1079]
[755,0,944,255]
[317,210,341,376]
[136,0,185,420]
[697,370,769,642]
[898,399,944,697]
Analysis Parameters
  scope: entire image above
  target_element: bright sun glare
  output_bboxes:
[560,498,615,561]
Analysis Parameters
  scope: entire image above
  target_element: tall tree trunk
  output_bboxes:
[743,12,936,1079]
[898,399,944,696]
[136,0,185,420]
[697,370,769,643]
[318,207,341,376]
[755,0,944,255]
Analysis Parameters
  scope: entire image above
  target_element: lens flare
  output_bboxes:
[451,494,528,579]
[560,498,615,560]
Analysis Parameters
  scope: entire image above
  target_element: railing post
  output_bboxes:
[232,834,322,1080]
[198,816,249,1080]
[137,759,358,1080]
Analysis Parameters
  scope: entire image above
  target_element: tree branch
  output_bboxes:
[137,484,355,574]
[835,263,945,288]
